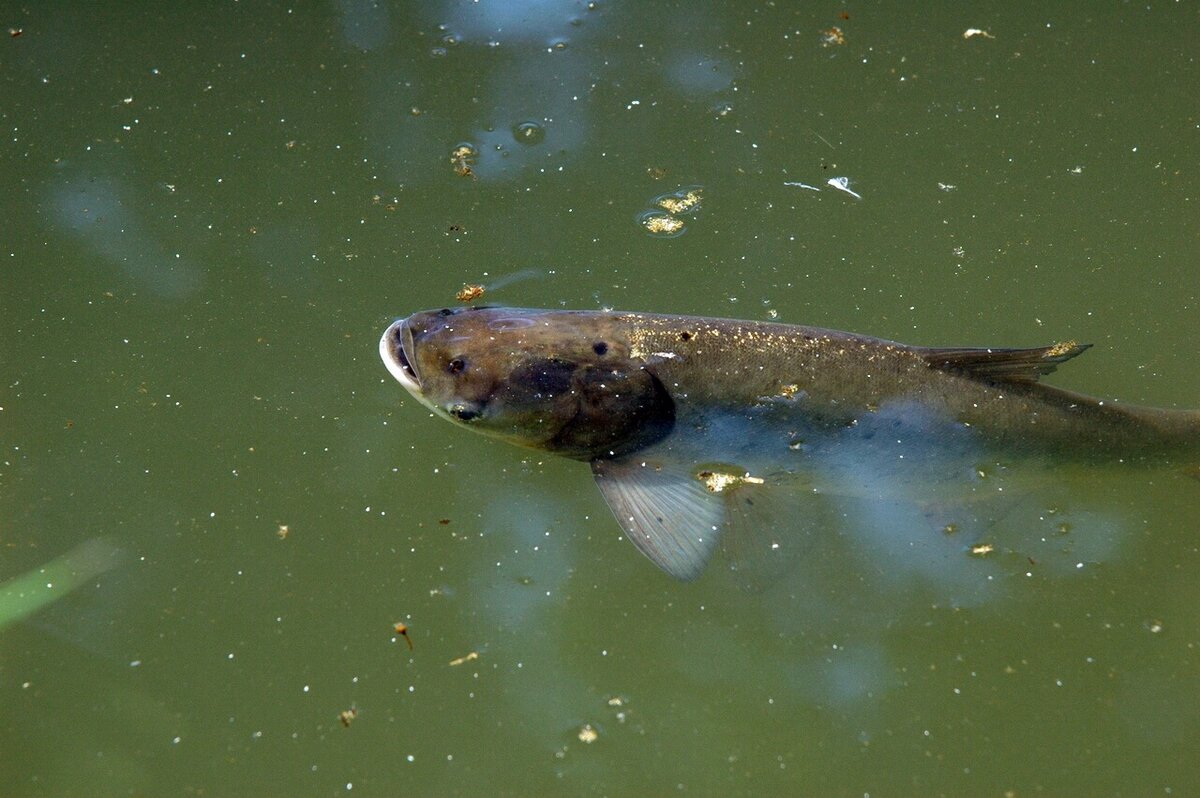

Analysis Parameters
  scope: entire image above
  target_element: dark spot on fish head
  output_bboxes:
[679,331,693,341]
[592,341,608,356]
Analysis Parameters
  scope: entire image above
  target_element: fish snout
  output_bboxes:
[379,319,420,392]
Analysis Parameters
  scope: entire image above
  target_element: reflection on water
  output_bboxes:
[49,172,201,298]
[3,0,1199,795]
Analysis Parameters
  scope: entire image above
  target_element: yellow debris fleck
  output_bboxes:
[657,189,702,214]
[697,470,765,493]
[450,144,477,178]
[449,651,479,666]
[820,27,846,46]
[1045,340,1079,358]
[577,724,599,743]
[456,283,485,303]
[970,543,995,556]
[643,215,685,234]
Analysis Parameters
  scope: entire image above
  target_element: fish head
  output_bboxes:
[380,307,675,460]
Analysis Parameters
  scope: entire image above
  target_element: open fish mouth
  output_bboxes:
[379,319,420,392]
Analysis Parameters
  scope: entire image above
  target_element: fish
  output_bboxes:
[379,306,1200,581]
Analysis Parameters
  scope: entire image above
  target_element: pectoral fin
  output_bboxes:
[591,448,823,584]
[716,475,820,591]
[591,455,723,580]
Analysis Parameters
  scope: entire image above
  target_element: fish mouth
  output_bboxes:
[379,319,421,393]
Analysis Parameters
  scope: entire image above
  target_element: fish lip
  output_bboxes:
[379,319,421,391]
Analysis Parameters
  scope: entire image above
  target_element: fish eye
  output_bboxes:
[438,308,455,317]
[592,341,608,356]
[447,357,467,375]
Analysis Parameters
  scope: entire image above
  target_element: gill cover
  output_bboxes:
[501,356,676,459]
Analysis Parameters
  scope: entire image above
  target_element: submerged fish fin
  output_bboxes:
[919,341,1092,385]
[591,456,724,580]
[716,475,821,592]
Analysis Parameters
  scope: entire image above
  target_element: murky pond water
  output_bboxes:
[3,3,1198,795]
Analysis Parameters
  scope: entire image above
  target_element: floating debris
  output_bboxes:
[639,211,686,237]
[455,284,485,303]
[970,543,995,556]
[450,144,477,179]
[605,695,630,723]
[696,469,765,494]
[577,724,599,744]
[512,121,545,145]
[821,27,846,46]
[963,28,995,40]
[393,622,414,650]
[276,524,290,540]
[449,651,479,666]
[826,176,863,200]
[339,707,359,727]
[638,186,703,237]
[655,187,703,215]
[784,181,821,191]
[1045,340,1081,359]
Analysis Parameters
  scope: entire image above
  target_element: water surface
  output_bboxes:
[2,2,1198,795]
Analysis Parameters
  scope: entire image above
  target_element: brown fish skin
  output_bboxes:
[380,306,1200,464]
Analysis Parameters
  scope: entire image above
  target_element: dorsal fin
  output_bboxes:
[919,341,1091,385]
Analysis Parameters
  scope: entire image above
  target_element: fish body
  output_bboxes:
[380,307,1200,579]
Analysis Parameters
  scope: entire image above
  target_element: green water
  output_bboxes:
[3,2,1198,795]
